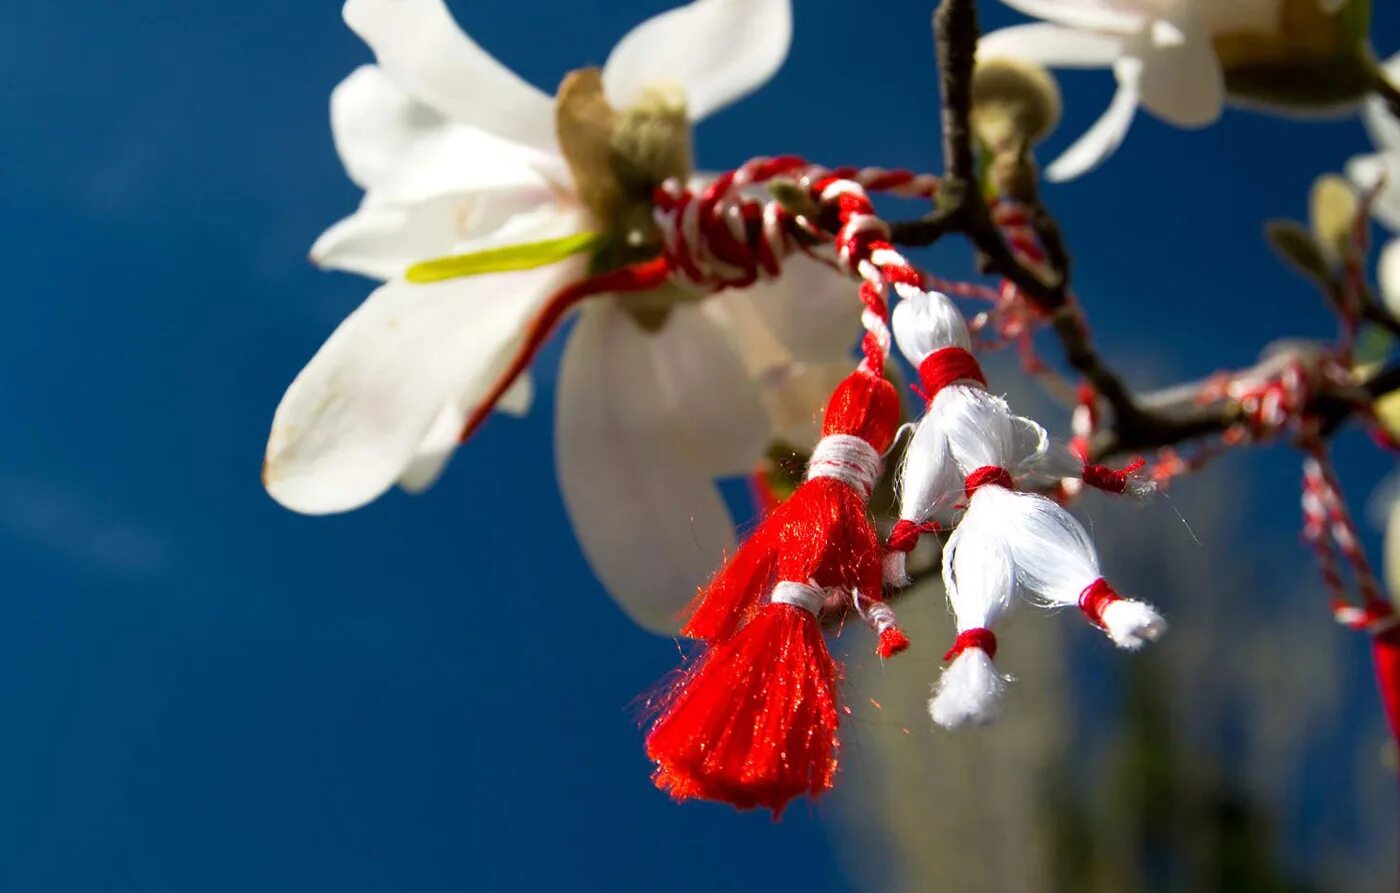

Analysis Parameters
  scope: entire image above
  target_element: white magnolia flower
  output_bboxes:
[265,0,861,632]
[1348,52,1400,317]
[1349,51,1400,604]
[981,0,1365,181]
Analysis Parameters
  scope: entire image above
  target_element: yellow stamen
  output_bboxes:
[405,232,605,284]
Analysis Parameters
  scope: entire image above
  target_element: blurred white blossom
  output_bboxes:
[1349,52,1400,318]
[265,0,860,631]
[984,0,1372,181]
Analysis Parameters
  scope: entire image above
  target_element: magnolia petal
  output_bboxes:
[1346,152,1400,233]
[756,360,853,447]
[701,284,850,448]
[1380,238,1400,320]
[312,200,461,281]
[704,286,795,378]
[1045,60,1141,181]
[396,401,466,495]
[342,0,557,153]
[649,303,769,476]
[997,0,1145,33]
[977,23,1123,68]
[1387,478,1400,606]
[312,190,578,282]
[1131,18,1224,128]
[331,65,448,191]
[396,373,534,494]
[732,254,861,363]
[265,252,587,515]
[361,124,567,209]
[556,301,739,633]
[602,0,791,122]
[313,122,571,281]
[497,372,534,415]
[1364,53,1400,153]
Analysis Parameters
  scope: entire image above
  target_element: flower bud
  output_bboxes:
[611,82,692,198]
[555,68,694,259]
[1310,173,1359,264]
[970,57,1061,154]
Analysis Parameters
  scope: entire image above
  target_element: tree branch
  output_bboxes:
[893,0,1169,440]
[888,0,1400,465]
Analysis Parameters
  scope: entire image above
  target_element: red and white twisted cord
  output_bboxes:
[983,200,1053,371]
[653,157,940,373]
[653,156,937,292]
[992,200,1046,268]
[1302,444,1396,633]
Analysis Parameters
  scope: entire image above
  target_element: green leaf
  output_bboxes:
[1264,219,1333,284]
[405,231,605,284]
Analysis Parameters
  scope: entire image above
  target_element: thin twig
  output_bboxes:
[890,0,1400,463]
[858,0,1400,610]
[894,0,1166,444]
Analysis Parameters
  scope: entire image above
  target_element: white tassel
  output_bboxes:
[998,489,1166,649]
[889,286,1165,706]
[885,413,956,585]
[929,502,1014,728]
[931,649,1006,728]
[882,549,910,587]
[892,283,974,357]
[1099,600,1168,650]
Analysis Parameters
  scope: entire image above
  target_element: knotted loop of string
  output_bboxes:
[887,518,941,554]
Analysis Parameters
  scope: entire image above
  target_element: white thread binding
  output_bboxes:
[770,581,826,617]
[807,434,881,497]
[853,591,897,635]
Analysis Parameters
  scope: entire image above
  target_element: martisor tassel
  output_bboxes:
[647,368,902,813]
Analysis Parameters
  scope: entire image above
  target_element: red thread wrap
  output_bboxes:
[1078,578,1121,629]
[648,369,902,815]
[1082,459,1146,495]
[964,466,1014,500]
[943,627,998,661]
[886,518,939,554]
[918,347,986,399]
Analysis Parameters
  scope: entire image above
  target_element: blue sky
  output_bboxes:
[0,0,1397,889]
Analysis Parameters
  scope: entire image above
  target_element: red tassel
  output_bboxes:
[647,601,840,814]
[877,626,911,659]
[647,369,902,813]
[681,370,902,642]
[1373,628,1400,745]
[1335,604,1400,748]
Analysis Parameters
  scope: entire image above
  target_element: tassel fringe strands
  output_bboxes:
[646,169,934,814]
[446,156,940,450]
[888,289,1166,728]
[643,162,1162,810]
[645,367,903,815]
